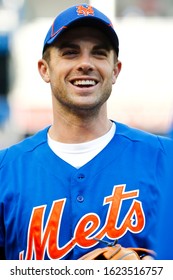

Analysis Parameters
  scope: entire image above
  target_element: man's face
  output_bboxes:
[40,26,121,115]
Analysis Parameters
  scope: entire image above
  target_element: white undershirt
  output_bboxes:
[47,122,116,169]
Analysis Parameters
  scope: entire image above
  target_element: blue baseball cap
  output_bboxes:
[43,3,119,56]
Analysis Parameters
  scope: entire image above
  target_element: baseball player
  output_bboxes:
[0,3,172,260]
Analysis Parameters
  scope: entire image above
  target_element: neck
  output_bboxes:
[49,104,112,144]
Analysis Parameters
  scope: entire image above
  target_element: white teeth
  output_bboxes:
[73,80,96,86]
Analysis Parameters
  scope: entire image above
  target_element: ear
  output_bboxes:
[112,60,122,84]
[38,59,50,83]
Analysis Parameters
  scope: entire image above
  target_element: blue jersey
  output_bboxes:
[0,122,172,260]
[155,142,173,260]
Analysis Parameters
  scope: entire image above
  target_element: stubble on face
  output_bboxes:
[46,26,118,118]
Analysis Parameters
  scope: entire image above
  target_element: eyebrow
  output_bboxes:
[56,41,112,51]
[57,42,80,50]
[93,44,112,51]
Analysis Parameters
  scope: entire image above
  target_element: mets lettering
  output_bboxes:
[19,185,145,259]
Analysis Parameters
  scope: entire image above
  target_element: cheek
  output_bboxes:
[49,66,61,84]
[106,67,117,85]
[100,60,117,81]
[49,69,67,94]
[50,62,71,82]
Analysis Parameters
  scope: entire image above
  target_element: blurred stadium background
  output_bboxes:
[0,0,173,148]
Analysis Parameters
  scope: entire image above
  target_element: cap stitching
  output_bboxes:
[51,23,67,39]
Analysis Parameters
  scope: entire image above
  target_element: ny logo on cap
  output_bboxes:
[76,5,94,16]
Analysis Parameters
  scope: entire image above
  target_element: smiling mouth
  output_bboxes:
[72,79,97,87]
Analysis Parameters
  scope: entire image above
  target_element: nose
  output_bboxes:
[76,54,95,73]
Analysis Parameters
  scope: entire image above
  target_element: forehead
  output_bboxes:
[55,26,113,48]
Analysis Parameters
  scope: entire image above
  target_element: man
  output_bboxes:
[0,3,172,260]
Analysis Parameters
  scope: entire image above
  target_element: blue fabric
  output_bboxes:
[0,122,172,259]
[43,3,119,55]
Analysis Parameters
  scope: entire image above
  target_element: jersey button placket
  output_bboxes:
[77,173,85,180]
[77,195,84,202]
[76,173,86,203]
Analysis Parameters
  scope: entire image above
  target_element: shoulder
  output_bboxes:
[0,127,49,168]
[115,122,172,155]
